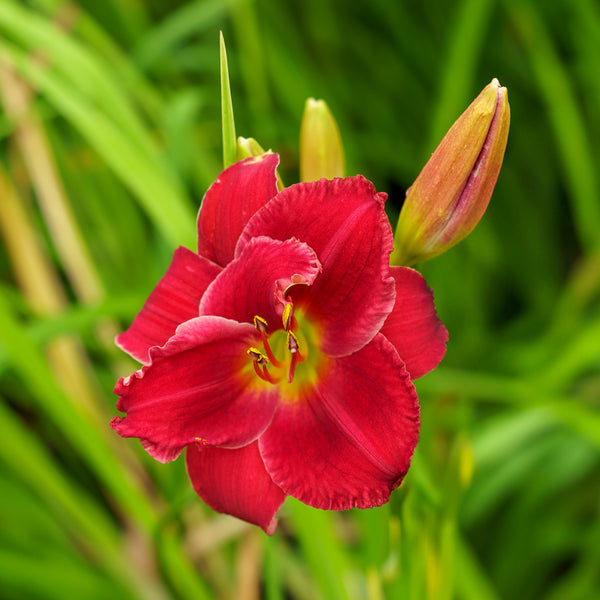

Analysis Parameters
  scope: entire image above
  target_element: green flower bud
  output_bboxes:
[299,98,345,182]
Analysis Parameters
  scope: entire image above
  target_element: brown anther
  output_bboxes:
[247,347,268,365]
[248,347,279,383]
[253,315,284,367]
[253,315,269,334]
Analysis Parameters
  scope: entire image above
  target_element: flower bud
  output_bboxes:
[299,98,345,182]
[391,79,510,266]
[236,136,267,160]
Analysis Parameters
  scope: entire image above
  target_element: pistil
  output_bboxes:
[287,331,302,383]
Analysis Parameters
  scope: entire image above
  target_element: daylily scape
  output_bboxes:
[111,154,448,533]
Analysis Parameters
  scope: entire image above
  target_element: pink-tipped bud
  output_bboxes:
[299,98,345,182]
[391,79,510,266]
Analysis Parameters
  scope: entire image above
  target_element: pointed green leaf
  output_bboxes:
[220,31,237,168]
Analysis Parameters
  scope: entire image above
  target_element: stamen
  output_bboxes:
[260,364,281,384]
[247,347,280,384]
[249,312,309,385]
[253,315,283,367]
[287,331,305,362]
[247,347,267,362]
[282,303,293,331]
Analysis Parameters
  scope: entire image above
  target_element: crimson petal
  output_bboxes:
[258,333,419,510]
[380,267,448,379]
[186,441,286,535]
[116,246,221,364]
[112,316,279,463]
[199,236,321,332]
[197,153,280,266]
[238,176,395,356]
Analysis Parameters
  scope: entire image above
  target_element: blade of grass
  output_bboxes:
[506,0,600,254]
[0,398,168,600]
[287,499,353,600]
[0,292,158,531]
[418,369,600,449]
[453,534,502,600]
[0,65,129,378]
[263,536,284,600]
[354,504,390,568]
[0,164,108,421]
[530,315,600,392]
[158,523,214,600]
[0,41,195,247]
[0,550,138,600]
[0,1,156,156]
[29,0,161,116]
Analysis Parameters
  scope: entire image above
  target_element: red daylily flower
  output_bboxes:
[112,153,448,534]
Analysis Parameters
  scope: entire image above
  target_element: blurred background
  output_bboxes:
[1,0,599,599]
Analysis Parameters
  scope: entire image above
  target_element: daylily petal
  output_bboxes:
[380,267,448,379]
[197,153,280,266]
[112,316,279,463]
[186,441,286,535]
[238,176,396,356]
[258,333,419,510]
[199,236,322,332]
[116,247,221,364]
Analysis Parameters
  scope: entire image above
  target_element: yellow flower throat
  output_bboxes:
[246,304,322,391]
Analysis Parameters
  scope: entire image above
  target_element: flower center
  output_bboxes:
[246,302,321,391]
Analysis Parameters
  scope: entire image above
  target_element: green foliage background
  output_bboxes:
[1,0,599,598]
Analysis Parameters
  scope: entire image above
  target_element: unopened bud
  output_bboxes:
[300,98,345,182]
[391,79,510,266]
[236,136,267,160]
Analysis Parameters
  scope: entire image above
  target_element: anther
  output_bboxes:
[253,315,283,367]
[253,315,269,334]
[247,347,267,363]
[247,347,280,384]
[282,303,294,331]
